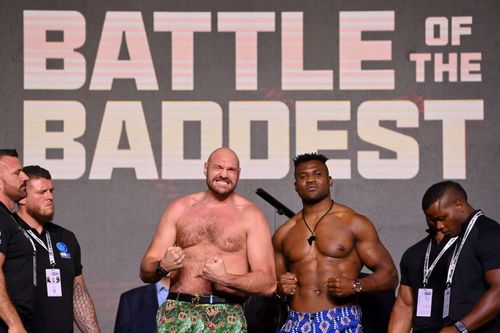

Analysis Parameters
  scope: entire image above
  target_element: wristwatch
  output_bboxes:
[454,321,468,333]
[353,279,362,294]
[155,261,169,278]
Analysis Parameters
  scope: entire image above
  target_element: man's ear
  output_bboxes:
[294,181,298,192]
[18,197,26,206]
[455,199,464,212]
[203,162,208,177]
[329,176,333,187]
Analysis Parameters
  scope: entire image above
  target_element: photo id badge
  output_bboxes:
[416,288,433,317]
[46,269,62,297]
[442,287,451,318]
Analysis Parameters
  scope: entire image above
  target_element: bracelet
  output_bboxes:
[353,279,362,294]
[454,321,468,333]
[155,261,169,278]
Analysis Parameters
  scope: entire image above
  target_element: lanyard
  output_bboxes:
[423,236,457,287]
[446,210,483,286]
[26,230,56,267]
[9,215,37,286]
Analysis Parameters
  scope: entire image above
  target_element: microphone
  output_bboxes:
[255,188,295,218]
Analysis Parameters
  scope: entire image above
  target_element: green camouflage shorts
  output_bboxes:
[156,299,247,333]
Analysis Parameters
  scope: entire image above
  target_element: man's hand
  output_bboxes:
[327,275,357,298]
[202,257,227,283]
[278,272,298,296]
[160,246,185,272]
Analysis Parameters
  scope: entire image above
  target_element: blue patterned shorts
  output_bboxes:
[280,305,363,333]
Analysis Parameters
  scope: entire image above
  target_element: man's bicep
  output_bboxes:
[397,285,414,307]
[272,231,288,277]
[143,207,178,260]
[484,268,500,290]
[274,247,288,277]
[354,219,394,270]
[246,212,274,274]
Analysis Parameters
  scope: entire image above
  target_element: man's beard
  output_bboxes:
[300,190,330,205]
[27,205,54,224]
[206,178,236,196]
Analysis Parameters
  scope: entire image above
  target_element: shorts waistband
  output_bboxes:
[288,304,362,320]
[167,292,244,305]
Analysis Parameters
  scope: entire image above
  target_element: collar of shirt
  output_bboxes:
[155,281,169,306]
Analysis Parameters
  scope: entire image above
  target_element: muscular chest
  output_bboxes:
[283,221,355,263]
[177,207,246,252]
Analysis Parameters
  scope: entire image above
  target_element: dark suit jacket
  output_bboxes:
[114,284,159,333]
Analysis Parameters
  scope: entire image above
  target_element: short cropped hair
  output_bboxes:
[421,180,468,211]
[293,153,328,168]
[23,165,52,180]
[0,149,19,158]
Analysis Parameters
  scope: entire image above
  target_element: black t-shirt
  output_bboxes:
[16,216,83,333]
[445,211,500,333]
[0,202,35,332]
[400,234,453,332]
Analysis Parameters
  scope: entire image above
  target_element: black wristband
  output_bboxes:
[155,261,169,278]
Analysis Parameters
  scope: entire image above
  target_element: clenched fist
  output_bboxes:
[160,246,185,272]
[278,272,298,296]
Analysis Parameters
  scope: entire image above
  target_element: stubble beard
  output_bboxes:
[300,190,330,206]
[5,182,27,202]
[27,205,54,224]
[206,178,236,197]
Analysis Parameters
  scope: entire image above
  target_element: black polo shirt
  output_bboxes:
[400,234,453,332]
[445,211,500,332]
[16,215,83,333]
[0,202,35,332]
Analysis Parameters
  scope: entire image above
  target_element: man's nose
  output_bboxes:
[306,175,316,182]
[19,170,29,182]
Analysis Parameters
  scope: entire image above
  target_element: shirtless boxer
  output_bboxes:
[140,147,275,332]
[273,153,398,332]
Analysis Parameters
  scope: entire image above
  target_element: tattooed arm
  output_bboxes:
[73,275,101,333]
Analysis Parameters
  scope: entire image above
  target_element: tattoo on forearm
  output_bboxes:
[73,279,101,333]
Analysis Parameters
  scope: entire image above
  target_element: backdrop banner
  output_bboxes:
[1,1,499,331]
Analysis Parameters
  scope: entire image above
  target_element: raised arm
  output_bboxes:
[140,202,181,283]
[73,275,101,333]
[388,284,414,333]
[0,253,27,333]
[353,214,399,292]
[202,207,276,296]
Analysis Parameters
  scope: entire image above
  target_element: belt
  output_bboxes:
[167,292,243,305]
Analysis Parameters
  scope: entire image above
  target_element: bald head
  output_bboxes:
[206,147,240,169]
[204,147,240,197]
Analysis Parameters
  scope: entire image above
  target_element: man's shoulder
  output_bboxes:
[45,223,79,244]
[46,222,75,236]
[274,216,299,236]
[401,236,430,258]
[0,211,21,234]
[477,214,499,229]
[121,283,153,298]
[333,202,364,220]
[170,192,205,208]
[474,214,500,240]
[333,203,374,230]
